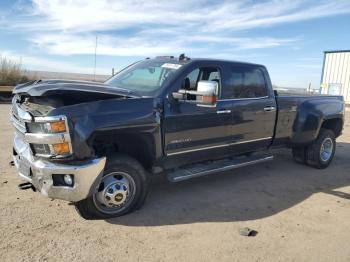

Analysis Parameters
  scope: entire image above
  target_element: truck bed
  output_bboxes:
[273,94,344,146]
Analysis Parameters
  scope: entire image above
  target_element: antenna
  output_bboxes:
[179,53,190,61]
[93,36,98,81]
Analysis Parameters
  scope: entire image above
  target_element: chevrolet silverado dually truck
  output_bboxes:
[11,55,344,219]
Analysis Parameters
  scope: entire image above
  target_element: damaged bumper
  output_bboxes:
[13,133,106,202]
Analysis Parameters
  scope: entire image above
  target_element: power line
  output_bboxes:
[93,36,98,81]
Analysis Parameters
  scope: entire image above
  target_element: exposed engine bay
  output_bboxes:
[13,79,132,116]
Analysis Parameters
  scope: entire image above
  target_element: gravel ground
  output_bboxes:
[1,103,350,262]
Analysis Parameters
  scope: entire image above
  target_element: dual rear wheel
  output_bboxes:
[292,128,336,169]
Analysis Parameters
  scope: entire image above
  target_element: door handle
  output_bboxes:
[216,109,231,114]
[263,106,276,112]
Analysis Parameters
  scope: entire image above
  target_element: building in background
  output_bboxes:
[320,50,350,104]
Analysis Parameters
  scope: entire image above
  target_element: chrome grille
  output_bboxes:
[11,99,32,134]
[11,99,72,158]
[11,111,26,133]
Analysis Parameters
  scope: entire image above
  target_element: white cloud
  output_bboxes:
[4,0,349,58]
[11,0,350,32]
[208,1,350,31]
[28,33,298,57]
[2,0,349,76]
[0,49,108,74]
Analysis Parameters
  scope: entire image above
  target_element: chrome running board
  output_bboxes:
[167,153,273,182]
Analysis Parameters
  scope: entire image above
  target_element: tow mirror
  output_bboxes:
[195,81,218,106]
[172,81,218,107]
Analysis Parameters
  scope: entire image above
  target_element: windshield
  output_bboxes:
[105,60,182,96]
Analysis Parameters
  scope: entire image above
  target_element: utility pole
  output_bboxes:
[93,36,98,81]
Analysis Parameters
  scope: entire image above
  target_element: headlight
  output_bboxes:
[27,115,73,157]
[27,120,67,134]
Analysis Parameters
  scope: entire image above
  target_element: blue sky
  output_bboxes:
[1,0,350,88]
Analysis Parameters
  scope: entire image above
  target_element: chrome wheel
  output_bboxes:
[93,171,136,214]
[320,137,333,162]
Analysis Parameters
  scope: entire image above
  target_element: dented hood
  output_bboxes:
[13,79,135,97]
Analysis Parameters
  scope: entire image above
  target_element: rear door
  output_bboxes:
[222,64,276,153]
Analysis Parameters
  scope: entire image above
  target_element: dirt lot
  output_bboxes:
[0,104,350,262]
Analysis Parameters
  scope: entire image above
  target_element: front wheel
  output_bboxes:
[74,155,149,219]
[305,128,336,169]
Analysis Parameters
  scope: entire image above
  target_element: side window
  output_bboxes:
[225,66,267,99]
[186,69,200,90]
[181,67,221,93]
[208,71,220,81]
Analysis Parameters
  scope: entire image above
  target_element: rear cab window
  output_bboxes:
[223,65,268,99]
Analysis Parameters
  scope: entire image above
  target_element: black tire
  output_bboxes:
[305,128,336,169]
[74,155,149,219]
[292,146,307,164]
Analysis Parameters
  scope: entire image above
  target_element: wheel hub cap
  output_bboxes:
[103,182,128,206]
[93,172,136,214]
[320,137,333,162]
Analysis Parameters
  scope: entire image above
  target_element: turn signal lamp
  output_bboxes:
[50,120,66,133]
[52,142,70,155]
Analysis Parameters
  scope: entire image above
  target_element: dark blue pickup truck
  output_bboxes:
[11,55,344,219]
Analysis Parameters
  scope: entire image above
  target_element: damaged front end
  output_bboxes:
[10,79,156,202]
[9,80,132,201]
[11,94,106,201]
[11,79,132,159]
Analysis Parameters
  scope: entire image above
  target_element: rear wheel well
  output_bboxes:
[321,118,343,137]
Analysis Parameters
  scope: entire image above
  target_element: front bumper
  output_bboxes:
[13,133,106,202]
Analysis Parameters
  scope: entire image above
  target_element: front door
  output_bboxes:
[163,65,233,163]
